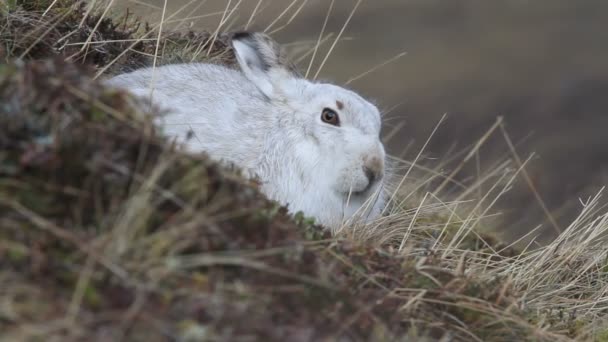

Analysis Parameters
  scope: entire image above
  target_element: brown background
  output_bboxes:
[118,0,608,241]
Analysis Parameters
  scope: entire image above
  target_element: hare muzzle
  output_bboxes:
[363,155,384,184]
[358,154,385,196]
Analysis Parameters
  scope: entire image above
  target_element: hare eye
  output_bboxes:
[321,108,340,126]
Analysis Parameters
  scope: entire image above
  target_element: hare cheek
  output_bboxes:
[306,131,321,146]
[333,164,368,193]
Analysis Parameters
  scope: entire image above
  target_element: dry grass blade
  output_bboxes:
[434,116,503,195]
[500,122,562,235]
[305,0,334,78]
[345,50,408,85]
[147,0,168,102]
[95,0,201,78]
[244,0,264,29]
[313,0,362,80]
[263,0,300,33]
[384,113,447,214]
[0,197,132,283]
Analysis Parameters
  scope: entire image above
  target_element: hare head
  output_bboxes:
[232,32,387,228]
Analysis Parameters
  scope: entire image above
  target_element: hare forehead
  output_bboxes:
[343,98,381,130]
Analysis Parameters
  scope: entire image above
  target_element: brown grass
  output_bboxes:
[1,1,608,341]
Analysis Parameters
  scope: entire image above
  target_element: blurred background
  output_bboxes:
[117,0,608,241]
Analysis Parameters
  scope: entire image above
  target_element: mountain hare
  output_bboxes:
[107,32,387,229]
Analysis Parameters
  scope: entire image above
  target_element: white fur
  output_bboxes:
[106,32,387,229]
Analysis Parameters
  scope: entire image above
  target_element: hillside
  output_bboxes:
[1,1,608,341]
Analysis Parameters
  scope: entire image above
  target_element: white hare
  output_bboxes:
[107,32,387,229]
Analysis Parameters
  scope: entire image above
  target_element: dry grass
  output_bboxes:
[1,1,608,341]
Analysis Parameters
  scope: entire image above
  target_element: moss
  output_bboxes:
[3,241,28,262]
[595,329,608,342]
[293,210,317,228]
[83,284,102,309]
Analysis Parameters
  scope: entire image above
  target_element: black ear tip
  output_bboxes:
[232,31,253,41]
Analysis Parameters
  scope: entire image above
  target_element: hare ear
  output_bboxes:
[231,32,299,98]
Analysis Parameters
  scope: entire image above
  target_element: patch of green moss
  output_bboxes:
[595,329,608,342]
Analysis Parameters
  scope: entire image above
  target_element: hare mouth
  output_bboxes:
[342,183,375,199]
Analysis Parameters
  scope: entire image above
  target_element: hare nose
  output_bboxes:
[362,155,384,184]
